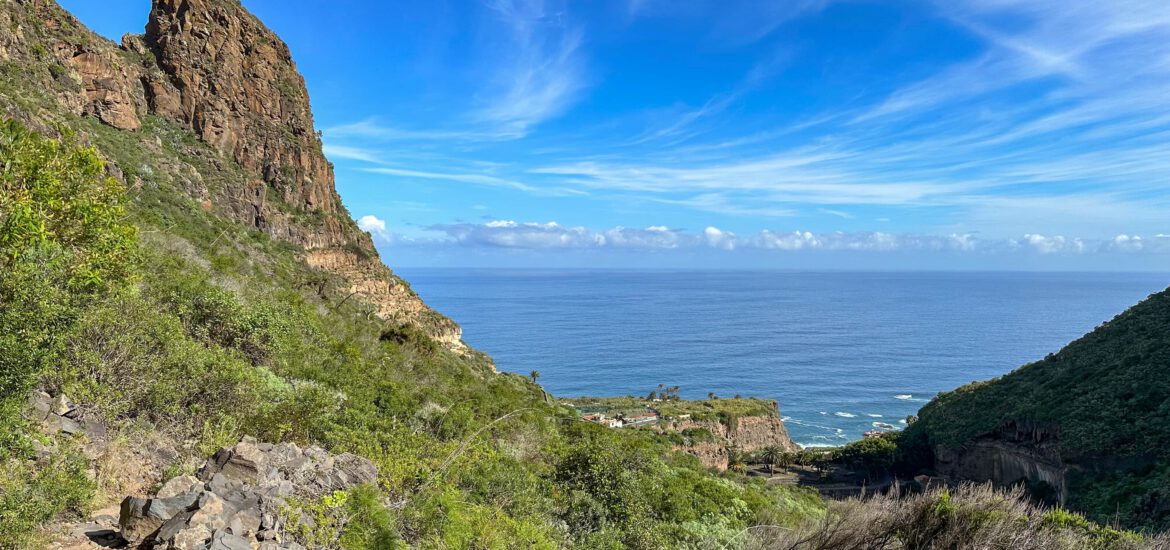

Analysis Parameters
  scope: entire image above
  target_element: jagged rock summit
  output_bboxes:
[0,0,464,348]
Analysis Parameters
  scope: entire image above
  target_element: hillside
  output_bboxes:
[0,0,827,548]
[902,286,1170,530]
[2,0,1168,548]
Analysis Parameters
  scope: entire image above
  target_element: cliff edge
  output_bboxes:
[0,0,463,348]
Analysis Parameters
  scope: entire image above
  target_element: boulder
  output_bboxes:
[115,438,377,549]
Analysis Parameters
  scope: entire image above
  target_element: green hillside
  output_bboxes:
[1,0,1167,548]
[0,1,823,546]
[903,287,1170,530]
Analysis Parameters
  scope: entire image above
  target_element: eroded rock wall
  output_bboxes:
[659,404,798,470]
[0,0,463,347]
[934,422,1068,505]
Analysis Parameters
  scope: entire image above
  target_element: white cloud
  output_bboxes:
[364,167,585,197]
[703,226,737,250]
[418,221,1170,256]
[475,0,589,137]
[432,220,604,249]
[357,215,392,243]
[1015,234,1085,254]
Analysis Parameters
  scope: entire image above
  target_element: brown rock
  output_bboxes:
[67,50,143,130]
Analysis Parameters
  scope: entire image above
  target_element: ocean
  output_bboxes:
[398,269,1169,447]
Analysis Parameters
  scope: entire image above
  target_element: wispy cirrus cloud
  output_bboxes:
[362,166,586,197]
[626,0,832,44]
[475,0,589,137]
[324,119,514,143]
[325,0,1170,258]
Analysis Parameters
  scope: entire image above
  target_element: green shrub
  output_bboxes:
[0,447,95,549]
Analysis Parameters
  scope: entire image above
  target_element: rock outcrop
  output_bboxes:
[934,421,1068,505]
[118,437,377,549]
[0,0,463,348]
[658,404,798,470]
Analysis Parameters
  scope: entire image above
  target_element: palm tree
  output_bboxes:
[760,445,785,476]
[529,370,540,383]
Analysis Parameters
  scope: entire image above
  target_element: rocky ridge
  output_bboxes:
[0,0,463,347]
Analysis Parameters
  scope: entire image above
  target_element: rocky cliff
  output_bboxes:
[905,286,1170,529]
[933,421,1068,505]
[0,0,463,347]
[659,407,798,470]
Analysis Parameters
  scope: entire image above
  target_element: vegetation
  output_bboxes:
[567,395,779,426]
[901,288,1170,529]
[0,119,826,548]
[2,0,1167,545]
[0,121,133,547]
[752,483,1164,550]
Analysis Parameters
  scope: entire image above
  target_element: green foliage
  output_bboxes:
[832,436,897,479]
[0,117,136,452]
[567,395,778,426]
[0,120,137,291]
[903,287,1170,529]
[284,487,401,550]
[0,113,851,548]
[0,446,95,549]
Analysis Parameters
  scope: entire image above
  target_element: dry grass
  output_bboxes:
[745,483,1170,550]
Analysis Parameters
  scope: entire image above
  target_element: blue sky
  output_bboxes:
[62,0,1170,270]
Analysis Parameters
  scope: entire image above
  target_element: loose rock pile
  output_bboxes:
[27,391,105,442]
[118,437,378,549]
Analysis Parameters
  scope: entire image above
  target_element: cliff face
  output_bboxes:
[660,408,798,470]
[907,286,1170,528]
[933,422,1068,505]
[673,416,798,454]
[0,0,462,347]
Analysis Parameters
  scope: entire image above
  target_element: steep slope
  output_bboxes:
[0,0,462,347]
[903,286,1170,529]
[0,2,831,548]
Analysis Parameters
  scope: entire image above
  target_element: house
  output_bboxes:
[582,412,624,428]
[621,411,660,427]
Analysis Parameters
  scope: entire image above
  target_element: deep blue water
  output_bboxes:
[398,270,1169,447]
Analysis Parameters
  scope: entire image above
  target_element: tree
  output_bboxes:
[646,391,657,401]
[707,392,717,400]
[760,445,785,476]
[529,370,540,383]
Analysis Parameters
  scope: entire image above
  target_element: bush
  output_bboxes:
[0,119,136,421]
[750,483,1159,550]
[0,447,95,549]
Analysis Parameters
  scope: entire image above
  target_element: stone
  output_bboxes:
[52,393,74,416]
[90,506,121,527]
[169,522,213,550]
[207,529,253,550]
[119,497,162,543]
[54,415,84,435]
[189,491,232,531]
[27,391,52,421]
[118,491,200,543]
[157,475,203,499]
[226,506,261,538]
[114,439,378,549]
